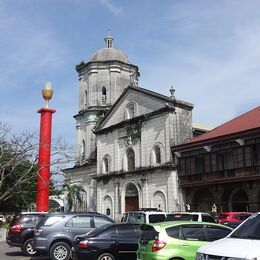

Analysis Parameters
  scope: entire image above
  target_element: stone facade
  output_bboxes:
[93,86,194,220]
[64,35,195,220]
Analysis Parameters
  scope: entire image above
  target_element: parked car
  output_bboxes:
[213,211,252,224]
[196,212,260,259]
[165,212,216,223]
[6,212,47,256]
[72,223,141,260]
[137,221,232,260]
[121,209,168,224]
[33,212,115,260]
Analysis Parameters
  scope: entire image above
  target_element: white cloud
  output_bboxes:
[98,0,123,16]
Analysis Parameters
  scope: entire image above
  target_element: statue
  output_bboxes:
[212,203,217,213]
[130,71,138,87]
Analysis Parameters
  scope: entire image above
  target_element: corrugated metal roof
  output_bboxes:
[186,106,260,144]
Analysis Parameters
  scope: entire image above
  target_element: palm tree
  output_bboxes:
[63,183,86,211]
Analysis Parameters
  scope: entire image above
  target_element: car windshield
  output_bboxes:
[230,214,260,239]
[128,213,145,224]
[166,214,198,221]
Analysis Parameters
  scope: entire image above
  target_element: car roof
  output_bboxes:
[19,212,48,215]
[47,212,103,216]
[221,212,253,214]
[168,212,210,215]
[124,211,168,214]
[142,221,233,230]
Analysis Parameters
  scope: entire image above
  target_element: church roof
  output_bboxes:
[94,85,194,132]
[172,106,260,151]
[90,34,129,63]
[90,47,129,63]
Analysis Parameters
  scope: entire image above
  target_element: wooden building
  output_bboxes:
[172,106,260,212]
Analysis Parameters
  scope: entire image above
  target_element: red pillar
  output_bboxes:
[36,108,56,212]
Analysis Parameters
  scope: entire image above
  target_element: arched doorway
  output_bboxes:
[221,188,234,212]
[231,189,249,212]
[125,183,139,212]
[152,191,166,211]
[192,188,214,212]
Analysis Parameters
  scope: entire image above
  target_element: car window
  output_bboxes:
[149,214,166,223]
[202,215,215,223]
[140,225,158,241]
[230,214,260,239]
[94,216,114,228]
[121,213,128,222]
[128,213,145,224]
[166,214,198,221]
[236,214,252,221]
[96,226,117,239]
[66,216,92,228]
[205,226,231,241]
[181,225,206,241]
[117,225,138,239]
[43,216,64,226]
[20,215,35,225]
[166,226,180,239]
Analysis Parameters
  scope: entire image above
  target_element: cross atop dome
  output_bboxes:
[104,29,113,48]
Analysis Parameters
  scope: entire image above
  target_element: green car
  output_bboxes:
[137,221,232,260]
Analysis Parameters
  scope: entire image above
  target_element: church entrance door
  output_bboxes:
[125,183,139,212]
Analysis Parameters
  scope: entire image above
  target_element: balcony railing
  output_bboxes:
[179,166,260,187]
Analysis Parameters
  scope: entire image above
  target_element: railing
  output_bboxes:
[179,167,260,187]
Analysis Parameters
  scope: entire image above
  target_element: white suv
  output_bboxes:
[196,212,260,259]
[121,209,168,224]
[165,212,216,223]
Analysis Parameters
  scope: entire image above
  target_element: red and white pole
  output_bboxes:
[36,82,56,212]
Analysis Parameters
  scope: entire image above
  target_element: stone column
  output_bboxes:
[114,181,120,221]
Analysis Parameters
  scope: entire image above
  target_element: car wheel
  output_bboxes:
[22,238,37,256]
[50,241,71,260]
[97,252,115,260]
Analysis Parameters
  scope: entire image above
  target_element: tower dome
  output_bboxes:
[90,35,129,63]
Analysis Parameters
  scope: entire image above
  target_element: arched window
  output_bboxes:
[127,149,135,171]
[102,155,110,174]
[154,146,161,164]
[101,86,107,105]
[125,103,135,119]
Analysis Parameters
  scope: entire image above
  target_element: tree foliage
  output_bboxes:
[0,122,74,212]
[63,183,86,211]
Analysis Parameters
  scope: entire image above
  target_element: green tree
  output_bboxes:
[63,183,86,211]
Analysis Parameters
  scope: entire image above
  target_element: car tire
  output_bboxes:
[50,241,71,260]
[22,238,38,256]
[97,252,115,260]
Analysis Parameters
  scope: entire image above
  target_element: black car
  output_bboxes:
[34,212,115,260]
[6,212,47,256]
[72,223,141,260]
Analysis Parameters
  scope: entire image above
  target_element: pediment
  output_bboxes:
[96,86,176,131]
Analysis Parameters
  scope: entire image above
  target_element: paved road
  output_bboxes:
[0,242,50,260]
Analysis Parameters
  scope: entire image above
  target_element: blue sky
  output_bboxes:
[0,0,259,146]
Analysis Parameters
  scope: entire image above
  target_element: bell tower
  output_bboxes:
[74,35,140,164]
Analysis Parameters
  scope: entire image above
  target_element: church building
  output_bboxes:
[64,35,196,220]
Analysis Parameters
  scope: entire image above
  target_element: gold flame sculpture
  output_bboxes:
[42,81,53,108]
